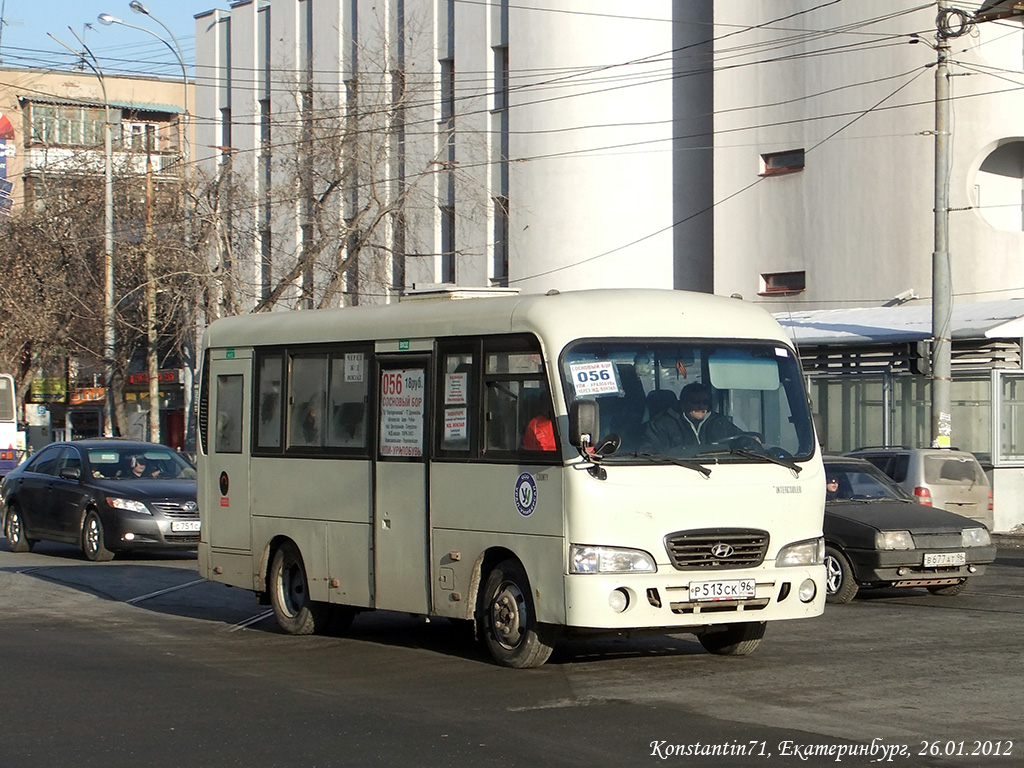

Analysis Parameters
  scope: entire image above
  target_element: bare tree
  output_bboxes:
[0,142,204,438]
[197,10,494,317]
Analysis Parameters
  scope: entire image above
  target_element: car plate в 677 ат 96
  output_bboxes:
[923,551,966,567]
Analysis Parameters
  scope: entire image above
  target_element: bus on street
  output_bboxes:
[197,289,826,667]
[0,374,20,477]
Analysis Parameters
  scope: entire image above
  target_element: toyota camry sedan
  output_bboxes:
[822,456,996,604]
[1,439,199,561]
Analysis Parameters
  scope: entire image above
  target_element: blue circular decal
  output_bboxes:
[514,473,538,516]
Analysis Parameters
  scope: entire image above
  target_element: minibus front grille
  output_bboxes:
[664,528,769,570]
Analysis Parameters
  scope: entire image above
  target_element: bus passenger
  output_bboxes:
[522,411,556,451]
[640,382,742,453]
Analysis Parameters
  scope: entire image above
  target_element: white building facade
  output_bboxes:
[194,1,1024,530]
[194,0,1024,309]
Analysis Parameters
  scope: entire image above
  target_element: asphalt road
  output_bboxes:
[1,541,1022,768]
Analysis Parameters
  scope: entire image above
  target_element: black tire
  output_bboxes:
[269,541,331,635]
[479,559,555,668]
[698,621,766,656]
[927,580,967,596]
[5,505,33,553]
[82,511,114,562]
[824,545,859,604]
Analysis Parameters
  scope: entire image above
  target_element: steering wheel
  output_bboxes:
[729,434,765,453]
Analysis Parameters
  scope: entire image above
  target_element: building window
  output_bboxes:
[29,103,108,148]
[760,148,805,176]
[492,45,508,113]
[219,107,232,156]
[759,271,806,296]
[492,196,508,286]
[441,204,455,283]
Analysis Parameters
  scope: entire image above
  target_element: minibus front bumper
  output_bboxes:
[562,565,825,630]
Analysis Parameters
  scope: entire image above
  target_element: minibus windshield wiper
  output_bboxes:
[695,446,802,474]
[628,451,712,478]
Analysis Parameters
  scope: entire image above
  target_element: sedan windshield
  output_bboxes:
[561,340,816,462]
[86,447,197,480]
[825,465,907,502]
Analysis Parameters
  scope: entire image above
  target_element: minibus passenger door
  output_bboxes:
[205,354,251,553]
[374,359,430,615]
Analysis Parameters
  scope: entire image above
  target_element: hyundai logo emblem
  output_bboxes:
[710,543,734,559]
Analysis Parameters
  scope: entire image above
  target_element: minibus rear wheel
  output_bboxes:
[480,559,555,668]
[269,541,330,635]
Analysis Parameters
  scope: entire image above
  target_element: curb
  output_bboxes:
[992,533,1024,550]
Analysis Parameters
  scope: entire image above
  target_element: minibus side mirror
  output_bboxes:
[569,399,599,449]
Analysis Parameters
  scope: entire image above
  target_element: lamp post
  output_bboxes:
[98,4,191,446]
[49,30,116,438]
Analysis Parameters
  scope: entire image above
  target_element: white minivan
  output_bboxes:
[845,447,993,529]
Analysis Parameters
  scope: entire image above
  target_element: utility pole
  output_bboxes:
[929,1,1024,448]
[145,124,160,443]
[99,3,189,449]
[931,1,954,449]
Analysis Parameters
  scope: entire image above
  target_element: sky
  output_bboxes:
[0,0,224,77]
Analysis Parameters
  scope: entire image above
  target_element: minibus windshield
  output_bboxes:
[561,340,816,463]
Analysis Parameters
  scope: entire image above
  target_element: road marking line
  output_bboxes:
[126,578,206,604]
[228,609,275,632]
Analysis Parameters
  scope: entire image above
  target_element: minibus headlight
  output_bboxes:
[776,537,824,567]
[876,530,913,550]
[962,527,991,547]
[570,545,657,574]
[106,497,151,515]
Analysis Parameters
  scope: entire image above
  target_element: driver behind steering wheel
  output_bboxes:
[639,381,743,453]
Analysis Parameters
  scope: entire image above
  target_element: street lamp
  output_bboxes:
[98,4,191,446]
[96,9,188,177]
[48,29,116,438]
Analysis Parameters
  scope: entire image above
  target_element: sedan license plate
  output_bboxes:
[923,551,966,568]
[689,579,756,602]
[171,520,201,532]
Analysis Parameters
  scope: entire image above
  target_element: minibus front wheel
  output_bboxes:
[697,621,765,656]
[479,559,555,668]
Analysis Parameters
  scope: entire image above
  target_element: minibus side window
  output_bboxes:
[216,374,244,454]
[483,350,555,456]
[256,354,284,449]
[441,353,474,452]
[327,352,368,448]
[289,354,329,448]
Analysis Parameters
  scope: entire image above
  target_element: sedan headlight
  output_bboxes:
[776,537,825,566]
[570,545,657,574]
[105,497,151,515]
[876,530,914,550]
[962,527,991,547]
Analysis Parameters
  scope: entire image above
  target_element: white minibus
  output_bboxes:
[198,289,825,667]
[0,373,19,477]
